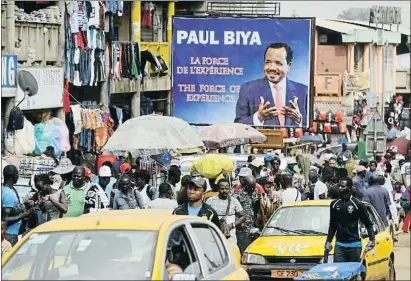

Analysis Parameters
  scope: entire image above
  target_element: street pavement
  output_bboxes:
[395,232,410,280]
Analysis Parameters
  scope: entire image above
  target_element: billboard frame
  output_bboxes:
[171,15,316,129]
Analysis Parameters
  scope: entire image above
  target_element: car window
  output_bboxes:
[165,226,202,280]
[368,205,385,232]
[2,230,157,280]
[364,206,383,233]
[191,224,228,274]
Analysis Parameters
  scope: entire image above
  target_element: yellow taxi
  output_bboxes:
[2,209,249,280]
[242,200,395,281]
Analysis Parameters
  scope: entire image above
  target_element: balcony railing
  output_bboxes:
[207,1,280,17]
[1,16,62,64]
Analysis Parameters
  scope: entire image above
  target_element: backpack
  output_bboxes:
[7,107,24,131]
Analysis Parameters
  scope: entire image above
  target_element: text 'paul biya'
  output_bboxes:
[176,30,262,45]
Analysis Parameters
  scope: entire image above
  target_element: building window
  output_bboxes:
[354,44,364,72]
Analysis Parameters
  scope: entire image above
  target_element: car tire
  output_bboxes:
[384,257,396,281]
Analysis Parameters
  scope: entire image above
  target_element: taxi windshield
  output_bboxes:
[263,206,329,236]
[2,230,157,280]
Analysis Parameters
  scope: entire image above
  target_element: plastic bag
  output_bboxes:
[191,154,234,179]
[46,118,71,153]
[34,123,62,157]
[14,117,36,155]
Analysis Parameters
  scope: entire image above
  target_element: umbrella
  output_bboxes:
[199,123,267,149]
[387,136,409,156]
[298,135,323,144]
[102,115,204,157]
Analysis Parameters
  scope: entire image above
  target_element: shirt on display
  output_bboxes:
[88,1,100,28]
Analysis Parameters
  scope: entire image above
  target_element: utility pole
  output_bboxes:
[4,1,16,156]
[56,1,66,121]
[130,1,141,117]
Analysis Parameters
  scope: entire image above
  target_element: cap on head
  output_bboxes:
[99,166,112,177]
[356,165,367,173]
[120,163,132,174]
[264,154,273,162]
[238,167,253,177]
[189,177,207,190]
[251,158,264,168]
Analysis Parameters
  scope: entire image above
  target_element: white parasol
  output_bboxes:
[102,115,204,157]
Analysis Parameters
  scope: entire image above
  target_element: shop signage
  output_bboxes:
[344,71,369,91]
[315,73,341,96]
[172,17,314,128]
[370,6,402,25]
[15,67,64,110]
[2,54,18,97]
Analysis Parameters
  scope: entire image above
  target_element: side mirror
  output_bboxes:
[171,273,197,280]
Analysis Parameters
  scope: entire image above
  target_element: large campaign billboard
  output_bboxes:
[172,17,314,128]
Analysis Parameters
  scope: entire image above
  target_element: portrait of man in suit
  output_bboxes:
[234,43,309,127]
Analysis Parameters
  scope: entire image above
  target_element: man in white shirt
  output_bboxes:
[234,43,308,127]
[147,183,178,210]
[206,179,245,244]
[281,174,301,204]
[310,169,328,200]
[401,157,410,187]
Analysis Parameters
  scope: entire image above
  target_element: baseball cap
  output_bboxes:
[264,154,273,162]
[188,177,207,189]
[238,167,252,177]
[250,158,263,168]
[356,165,367,172]
[99,166,112,177]
[120,163,132,174]
[84,167,95,179]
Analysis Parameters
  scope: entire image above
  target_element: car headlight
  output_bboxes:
[320,255,334,264]
[241,253,266,265]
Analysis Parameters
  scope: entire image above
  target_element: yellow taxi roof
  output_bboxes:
[282,200,333,207]
[31,210,183,233]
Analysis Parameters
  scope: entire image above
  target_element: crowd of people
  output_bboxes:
[2,143,411,259]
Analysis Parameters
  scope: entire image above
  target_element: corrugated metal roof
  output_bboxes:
[316,19,370,34]
[326,19,410,36]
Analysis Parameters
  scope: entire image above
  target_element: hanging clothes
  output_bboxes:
[142,2,154,29]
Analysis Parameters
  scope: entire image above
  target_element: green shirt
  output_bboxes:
[63,183,86,218]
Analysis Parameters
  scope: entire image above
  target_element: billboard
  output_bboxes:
[172,17,314,128]
[2,54,18,97]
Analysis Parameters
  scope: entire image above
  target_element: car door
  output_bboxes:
[363,205,385,279]
[367,205,392,279]
[161,224,205,280]
[187,222,237,280]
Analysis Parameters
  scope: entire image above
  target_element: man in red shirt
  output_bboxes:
[234,167,264,194]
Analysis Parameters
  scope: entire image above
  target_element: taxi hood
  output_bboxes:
[246,235,327,256]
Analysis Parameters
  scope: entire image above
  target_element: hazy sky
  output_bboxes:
[281,1,411,27]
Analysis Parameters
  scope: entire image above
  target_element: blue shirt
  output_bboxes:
[188,204,202,217]
[1,185,22,235]
[91,176,116,199]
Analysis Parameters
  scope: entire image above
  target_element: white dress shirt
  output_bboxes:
[314,180,328,199]
[253,79,301,126]
[281,187,301,204]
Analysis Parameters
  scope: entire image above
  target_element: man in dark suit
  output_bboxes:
[235,43,308,127]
